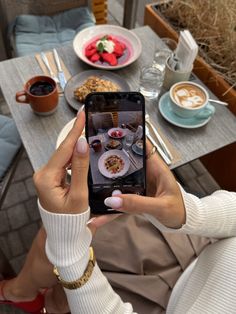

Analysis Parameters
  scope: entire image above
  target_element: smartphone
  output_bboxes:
[85,92,146,214]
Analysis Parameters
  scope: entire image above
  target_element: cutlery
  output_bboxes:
[40,52,59,83]
[122,149,138,169]
[53,48,67,90]
[209,99,228,106]
[145,113,173,160]
[145,126,171,165]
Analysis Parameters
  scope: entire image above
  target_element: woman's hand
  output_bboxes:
[104,142,186,229]
[34,111,89,214]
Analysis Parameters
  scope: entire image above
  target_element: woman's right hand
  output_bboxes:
[104,142,186,229]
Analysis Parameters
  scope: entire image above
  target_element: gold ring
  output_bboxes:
[146,146,157,159]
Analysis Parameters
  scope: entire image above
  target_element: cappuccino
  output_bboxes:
[172,83,206,108]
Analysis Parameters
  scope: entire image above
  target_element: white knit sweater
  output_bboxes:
[39,188,236,314]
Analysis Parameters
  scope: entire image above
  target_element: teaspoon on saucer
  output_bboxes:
[209,99,228,106]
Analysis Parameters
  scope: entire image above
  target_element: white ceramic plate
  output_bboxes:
[73,25,142,70]
[98,149,130,179]
[107,127,127,139]
[56,118,76,148]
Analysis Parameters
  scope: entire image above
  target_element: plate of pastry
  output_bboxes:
[64,70,130,111]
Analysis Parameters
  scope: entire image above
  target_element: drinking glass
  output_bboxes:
[124,134,134,151]
[153,38,177,72]
[139,66,163,99]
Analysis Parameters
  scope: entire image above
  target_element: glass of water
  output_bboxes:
[153,38,177,72]
[124,134,134,151]
[139,66,163,99]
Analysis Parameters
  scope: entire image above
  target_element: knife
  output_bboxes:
[53,49,67,90]
[145,126,171,166]
[145,119,173,160]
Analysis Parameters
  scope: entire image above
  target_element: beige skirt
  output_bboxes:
[92,215,213,314]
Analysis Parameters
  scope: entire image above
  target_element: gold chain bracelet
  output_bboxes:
[53,247,96,290]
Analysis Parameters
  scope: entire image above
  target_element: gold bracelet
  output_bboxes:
[146,146,157,159]
[53,247,96,290]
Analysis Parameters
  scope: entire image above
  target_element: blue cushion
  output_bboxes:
[12,7,95,56]
[0,115,22,179]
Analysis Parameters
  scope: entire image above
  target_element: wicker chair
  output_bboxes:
[0,0,107,57]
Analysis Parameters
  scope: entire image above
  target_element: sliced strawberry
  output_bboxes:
[113,42,124,57]
[85,48,97,57]
[86,43,94,50]
[90,53,100,62]
[119,42,126,50]
[101,53,118,66]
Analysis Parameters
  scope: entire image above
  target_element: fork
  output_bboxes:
[122,149,138,169]
[145,113,173,160]
[40,52,59,83]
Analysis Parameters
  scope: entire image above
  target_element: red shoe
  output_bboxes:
[0,280,47,314]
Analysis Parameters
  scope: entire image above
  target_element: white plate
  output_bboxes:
[98,149,130,179]
[56,118,76,149]
[73,25,142,70]
[107,127,127,139]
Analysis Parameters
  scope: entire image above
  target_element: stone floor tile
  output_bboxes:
[19,223,40,251]
[190,159,208,175]
[174,163,198,183]
[0,211,10,233]
[10,253,26,275]
[24,177,37,198]
[3,181,29,209]
[7,203,29,229]
[185,180,206,198]
[7,231,25,257]
[25,197,41,222]
[13,157,34,182]
[0,235,11,259]
[0,305,25,314]
[197,173,220,195]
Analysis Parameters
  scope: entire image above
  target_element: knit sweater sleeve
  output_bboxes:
[38,202,135,314]
[144,187,236,238]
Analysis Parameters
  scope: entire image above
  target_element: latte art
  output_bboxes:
[172,84,206,108]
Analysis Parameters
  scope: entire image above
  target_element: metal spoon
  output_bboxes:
[209,99,228,106]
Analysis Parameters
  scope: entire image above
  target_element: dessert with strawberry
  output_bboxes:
[85,35,127,66]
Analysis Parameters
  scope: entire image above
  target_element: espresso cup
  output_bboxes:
[169,81,215,119]
[90,139,102,152]
[16,76,58,116]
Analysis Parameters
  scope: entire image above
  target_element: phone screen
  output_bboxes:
[85,92,146,214]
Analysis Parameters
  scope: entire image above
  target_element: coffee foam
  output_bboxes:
[172,84,206,108]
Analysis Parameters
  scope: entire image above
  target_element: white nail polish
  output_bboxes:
[104,197,123,209]
[76,137,87,154]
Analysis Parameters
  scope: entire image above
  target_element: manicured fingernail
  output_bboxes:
[77,105,84,116]
[87,217,96,225]
[76,136,87,154]
[104,197,123,209]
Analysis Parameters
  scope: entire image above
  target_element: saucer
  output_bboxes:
[132,143,143,155]
[158,92,212,129]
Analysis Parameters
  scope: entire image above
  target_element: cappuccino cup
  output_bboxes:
[169,81,215,119]
[16,76,58,116]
